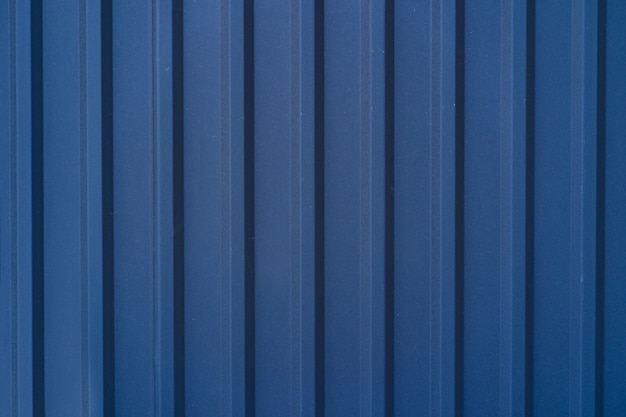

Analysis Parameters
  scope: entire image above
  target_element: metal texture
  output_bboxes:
[1,0,625,416]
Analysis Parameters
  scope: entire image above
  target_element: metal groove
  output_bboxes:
[100,0,115,415]
[30,0,45,414]
[383,0,395,414]
[243,0,256,414]
[172,0,186,416]
[313,0,325,415]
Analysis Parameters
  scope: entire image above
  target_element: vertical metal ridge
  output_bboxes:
[15,1,35,415]
[150,1,160,414]
[514,2,530,416]
[383,0,395,414]
[569,0,583,413]
[85,1,104,414]
[100,0,115,415]
[79,0,89,415]
[454,0,465,417]
[313,0,325,414]
[359,0,372,414]
[500,0,529,415]
[171,1,185,417]
[524,0,536,413]
[454,1,465,415]
[569,0,597,416]
[152,0,181,415]
[243,0,255,414]
[581,1,599,415]
[290,0,303,414]
[30,0,45,414]
[429,0,442,413]
[431,0,462,414]
[500,1,514,414]
[219,0,232,414]
[9,0,18,414]
[595,0,607,414]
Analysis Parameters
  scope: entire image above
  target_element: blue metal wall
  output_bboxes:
[1,0,625,416]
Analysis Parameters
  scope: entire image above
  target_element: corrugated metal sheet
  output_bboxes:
[1,0,625,416]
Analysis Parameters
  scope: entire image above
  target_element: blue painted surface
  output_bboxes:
[1,1,625,416]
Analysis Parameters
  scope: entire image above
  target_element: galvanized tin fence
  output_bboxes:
[1,0,625,416]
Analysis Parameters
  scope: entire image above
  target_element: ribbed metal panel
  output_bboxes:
[1,0,625,416]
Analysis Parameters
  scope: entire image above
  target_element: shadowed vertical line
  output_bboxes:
[79,0,89,415]
[524,0,535,414]
[384,0,395,414]
[454,0,465,415]
[9,0,18,415]
[313,0,325,414]
[30,0,45,414]
[172,0,186,416]
[243,0,256,414]
[101,0,115,415]
[290,0,302,415]
[595,0,606,415]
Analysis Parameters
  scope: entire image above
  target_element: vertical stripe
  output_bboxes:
[16,0,34,415]
[453,1,465,412]
[9,0,18,414]
[602,3,626,414]
[151,0,159,413]
[595,0,607,415]
[569,0,584,412]
[431,0,462,415]
[524,0,535,413]
[243,0,255,414]
[171,0,185,415]
[231,0,246,412]
[101,0,115,414]
[500,1,514,414]
[430,0,442,413]
[79,0,88,415]
[500,0,528,415]
[85,0,104,415]
[581,1,599,416]
[569,0,600,415]
[299,0,318,414]
[220,0,231,414]
[313,0,325,413]
[30,0,45,413]
[359,0,372,415]
[533,0,572,411]
[384,0,395,414]
[291,0,302,414]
